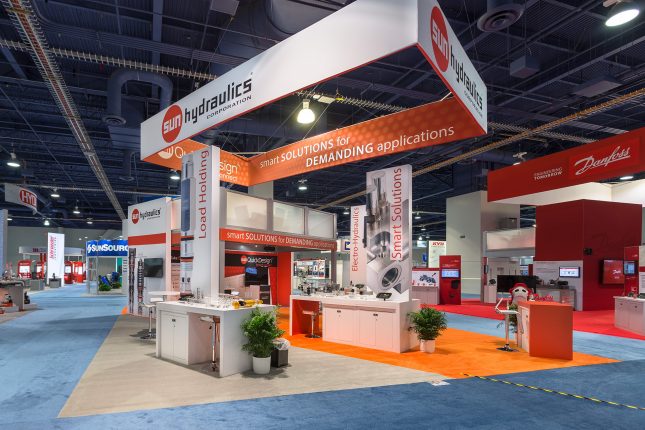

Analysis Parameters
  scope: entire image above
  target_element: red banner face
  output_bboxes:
[488,127,645,202]
[220,228,337,251]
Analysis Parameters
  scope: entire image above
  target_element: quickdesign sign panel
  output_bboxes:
[4,183,38,213]
[46,233,65,281]
[181,147,221,297]
[488,127,645,202]
[349,205,367,285]
[417,1,487,133]
[364,165,412,301]
[141,0,419,159]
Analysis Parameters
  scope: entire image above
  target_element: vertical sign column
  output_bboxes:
[47,232,65,282]
[181,146,221,300]
[364,165,412,301]
[349,205,367,286]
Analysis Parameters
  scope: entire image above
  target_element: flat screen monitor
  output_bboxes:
[245,266,268,286]
[64,266,72,274]
[441,269,460,278]
[624,261,637,276]
[559,266,580,278]
[19,266,30,274]
[143,258,164,278]
[602,260,624,284]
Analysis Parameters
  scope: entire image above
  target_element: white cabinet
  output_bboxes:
[357,310,394,351]
[324,307,355,343]
[614,297,645,336]
[160,312,188,363]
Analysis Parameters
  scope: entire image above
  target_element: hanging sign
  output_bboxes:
[86,240,129,257]
[488,127,645,202]
[4,183,37,213]
[141,0,487,168]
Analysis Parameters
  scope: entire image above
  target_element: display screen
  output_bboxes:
[64,266,72,274]
[143,258,164,277]
[624,261,636,276]
[19,266,30,274]
[559,266,580,278]
[245,266,268,286]
[441,269,460,278]
[602,260,624,284]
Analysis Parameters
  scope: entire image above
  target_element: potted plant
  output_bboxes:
[408,307,447,353]
[241,307,285,374]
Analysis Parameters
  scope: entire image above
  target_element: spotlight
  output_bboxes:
[73,205,81,215]
[43,219,50,226]
[7,216,12,221]
[418,235,424,241]
[532,224,537,228]
[87,219,93,225]
[7,152,20,168]
[343,208,350,215]
[620,175,634,181]
[421,227,427,231]
[414,213,421,220]
[296,99,315,124]
[170,170,180,181]
[50,189,60,198]
[605,1,640,27]
[297,179,308,191]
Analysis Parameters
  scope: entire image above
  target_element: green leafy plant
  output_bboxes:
[408,307,448,341]
[111,281,122,289]
[98,282,111,292]
[508,303,518,332]
[241,307,285,358]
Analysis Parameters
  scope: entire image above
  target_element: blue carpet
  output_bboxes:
[7,377,644,430]
[445,312,645,361]
[0,285,126,424]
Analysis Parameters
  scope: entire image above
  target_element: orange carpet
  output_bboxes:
[278,309,617,379]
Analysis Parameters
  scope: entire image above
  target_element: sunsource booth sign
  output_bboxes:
[86,240,128,257]
[140,0,487,180]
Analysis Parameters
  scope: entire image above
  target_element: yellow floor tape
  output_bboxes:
[463,373,645,411]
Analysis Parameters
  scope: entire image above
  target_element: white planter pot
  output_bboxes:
[419,339,436,353]
[252,356,271,374]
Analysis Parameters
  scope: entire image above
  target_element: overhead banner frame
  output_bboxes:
[140,0,487,183]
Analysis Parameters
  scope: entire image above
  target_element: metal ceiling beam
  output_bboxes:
[1,0,125,219]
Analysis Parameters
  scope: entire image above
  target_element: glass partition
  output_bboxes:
[273,202,305,235]
[226,192,268,230]
[307,209,334,238]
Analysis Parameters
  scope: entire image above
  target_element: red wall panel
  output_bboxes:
[277,252,292,307]
[535,200,585,261]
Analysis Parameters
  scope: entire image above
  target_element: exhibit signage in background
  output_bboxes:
[220,228,337,251]
[639,246,645,295]
[488,127,645,202]
[141,0,487,168]
[86,240,129,257]
[4,183,38,213]
[46,232,65,281]
[428,241,447,267]
[182,147,221,298]
[364,165,412,300]
[349,205,367,286]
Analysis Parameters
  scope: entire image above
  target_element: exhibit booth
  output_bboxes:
[85,239,129,294]
[134,0,495,375]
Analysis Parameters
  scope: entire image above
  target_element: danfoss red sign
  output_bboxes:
[488,127,645,202]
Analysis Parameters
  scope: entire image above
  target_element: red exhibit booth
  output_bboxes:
[64,261,73,284]
[35,261,45,279]
[72,261,85,283]
[18,260,32,279]
[439,255,461,305]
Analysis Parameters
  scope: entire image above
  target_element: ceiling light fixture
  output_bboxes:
[297,179,308,191]
[7,216,12,221]
[418,235,424,241]
[50,188,60,198]
[620,175,634,181]
[170,170,181,181]
[7,152,20,168]
[343,208,349,215]
[73,205,81,215]
[605,1,640,27]
[43,219,50,226]
[296,99,315,124]
[421,227,427,231]
[87,219,93,225]
[414,213,421,220]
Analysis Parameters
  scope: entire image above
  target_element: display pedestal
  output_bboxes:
[518,301,573,359]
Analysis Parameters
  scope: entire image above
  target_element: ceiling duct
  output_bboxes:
[477,0,525,32]
[104,69,173,126]
[119,150,135,182]
[572,75,623,98]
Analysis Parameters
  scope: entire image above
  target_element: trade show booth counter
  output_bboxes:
[290,295,420,353]
[517,301,573,360]
[155,301,274,377]
[614,296,645,336]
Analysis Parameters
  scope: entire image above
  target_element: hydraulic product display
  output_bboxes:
[180,157,195,293]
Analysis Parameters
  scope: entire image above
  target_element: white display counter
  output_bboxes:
[614,296,645,336]
[290,295,419,353]
[155,301,274,377]
[411,285,439,305]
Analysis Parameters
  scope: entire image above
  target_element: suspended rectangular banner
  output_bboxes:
[86,240,129,257]
[364,165,412,301]
[220,228,337,251]
[349,205,367,286]
[488,127,645,202]
[141,0,487,166]
[4,183,37,213]
[47,233,65,281]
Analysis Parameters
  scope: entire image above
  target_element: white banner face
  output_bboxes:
[418,0,487,132]
[141,0,486,160]
[127,198,169,237]
[365,165,412,301]
[349,205,367,286]
[181,147,221,299]
[428,241,447,267]
[47,233,65,281]
[4,183,37,213]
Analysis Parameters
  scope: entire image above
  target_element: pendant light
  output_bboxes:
[296,99,315,124]
[6,152,20,168]
[605,1,640,27]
